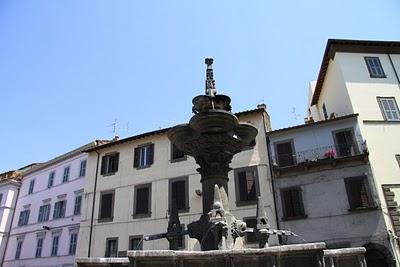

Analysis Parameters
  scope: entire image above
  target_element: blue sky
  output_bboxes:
[1,0,399,172]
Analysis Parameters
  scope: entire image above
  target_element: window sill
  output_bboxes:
[98,217,114,223]
[363,120,400,124]
[282,215,308,221]
[170,157,187,163]
[236,200,258,207]
[132,213,152,219]
[168,208,190,214]
[369,75,386,78]
[102,172,117,177]
[348,206,378,212]
[135,165,152,170]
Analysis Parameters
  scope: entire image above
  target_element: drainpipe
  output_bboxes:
[1,186,20,266]
[260,109,281,244]
[88,151,100,257]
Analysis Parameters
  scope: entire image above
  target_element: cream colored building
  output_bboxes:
[76,106,279,257]
[308,39,400,265]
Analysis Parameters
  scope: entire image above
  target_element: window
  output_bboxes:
[275,140,296,167]
[28,179,35,194]
[169,177,189,212]
[48,171,55,188]
[69,232,78,255]
[101,152,119,175]
[38,204,51,222]
[63,166,70,183]
[53,200,66,219]
[74,195,82,215]
[365,57,386,78]
[0,193,3,206]
[396,155,400,168]
[322,103,328,120]
[134,144,154,168]
[333,128,358,157]
[129,235,143,250]
[244,217,257,244]
[99,191,114,222]
[35,237,43,257]
[344,176,373,210]
[51,235,59,256]
[15,238,23,259]
[171,143,186,162]
[378,97,400,121]
[18,210,30,226]
[79,160,87,177]
[234,166,259,206]
[133,184,151,217]
[105,238,118,257]
[281,187,306,219]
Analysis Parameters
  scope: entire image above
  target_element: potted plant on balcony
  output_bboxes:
[323,149,335,159]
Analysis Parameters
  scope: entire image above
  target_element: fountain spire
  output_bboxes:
[205,58,216,97]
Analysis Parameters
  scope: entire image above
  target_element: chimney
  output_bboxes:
[257,104,267,111]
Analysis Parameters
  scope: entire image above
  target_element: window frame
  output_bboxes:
[15,238,23,259]
[332,127,359,157]
[132,183,152,218]
[69,232,78,255]
[396,154,400,168]
[322,103,329,120]
[105,237,119,257]
[377,97,400,121]
[79,159,87,177]
[53,200,66,219]
[48,171,55,188]
[170,142,186,163]
[18,210,30,226]
[51,234,60,256]
[134,143,154,169]
[28,179,35,194]
[74,194,83,215]
[100,152,120,176]
[35,237,44,258]
[168,176,189,213]
[280,186,306,220]
[38,203,51,222]
[129,235,144,250]
[274,139,297,167]
[344,176,375,211]
[234,166,260,207]
[99,190,115,222]
[364,57,386,78]
[62,166,70,183]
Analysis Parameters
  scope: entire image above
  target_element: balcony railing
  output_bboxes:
[272,140,367,168]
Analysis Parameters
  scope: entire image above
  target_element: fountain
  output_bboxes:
[76,59,368,267]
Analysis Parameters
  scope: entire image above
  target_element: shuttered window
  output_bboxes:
[276,141,296,167]
[105,238,118,257]
[134,144,154,168]
[344,176,373,210]
[171,143,186,161]
[334,129,357,157]
[53,200,66,219]
[133,184,151,217]
[169,177,189,212]
[100,153,119,175]
[38,204,51,222]
[99,191,114,221]
[235,166,259,206]
[281,187,305,219]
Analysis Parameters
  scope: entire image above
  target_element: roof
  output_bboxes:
[23,140,110,176]
[85,108,265,153]
[311,39,400,106]
[267,114,358,135]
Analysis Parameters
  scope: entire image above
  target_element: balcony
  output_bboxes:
[272,140,368,174]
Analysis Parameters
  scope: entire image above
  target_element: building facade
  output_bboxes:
[2,141,105,267]
[307,39,400,266]
[268,114,394,266]
[76,106,279,257]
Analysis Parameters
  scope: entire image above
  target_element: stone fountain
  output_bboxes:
[76,59,368,267]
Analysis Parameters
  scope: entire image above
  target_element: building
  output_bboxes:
[267,114,394,266]
[76,105,279,257]
[2,141,106,267]
[307,39,400,266]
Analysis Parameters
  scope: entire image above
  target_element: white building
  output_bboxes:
[3,141,106,267]
[307,39,400,266]
[76,106,279,257]
[267,114,394,266]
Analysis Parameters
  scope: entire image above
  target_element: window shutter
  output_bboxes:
[282,190,293,218]
[291,189,304,217]
[101,156,107,175]
[113,153,119,172]
[276,142,294,166]
[134,148,140,168]
[148,144,154,165]
[238,171,248,201]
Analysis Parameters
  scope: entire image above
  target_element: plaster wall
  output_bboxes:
[77,111,278,257]
[3,153,87,267]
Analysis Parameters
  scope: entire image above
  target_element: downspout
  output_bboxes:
[88,151,100,257]
[260,110,281,244]
[1,185,20,266]
[387,54,400,86]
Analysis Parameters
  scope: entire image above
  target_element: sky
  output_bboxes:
[1,0,399,172]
